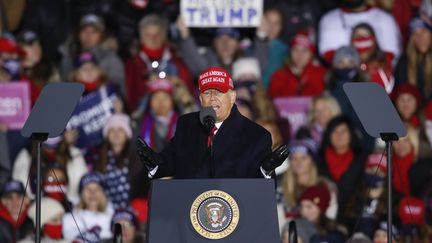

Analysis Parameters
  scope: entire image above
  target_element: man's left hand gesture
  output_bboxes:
[261,144,289,172]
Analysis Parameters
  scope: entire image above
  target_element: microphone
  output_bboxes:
[288,221,298,243]
[113,223,122,243]
[199,107,216,132]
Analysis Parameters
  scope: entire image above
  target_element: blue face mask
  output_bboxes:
[2,58,21,80]
[364,174,385,188]
[334,68,357,81]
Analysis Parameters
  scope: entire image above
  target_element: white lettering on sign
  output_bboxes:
[181,0,263,27]
[0,97,22,116]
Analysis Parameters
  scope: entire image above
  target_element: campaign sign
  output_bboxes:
[273,97,312,139]
[0,82,31,130]
[181,0,263,27]
[67,85,117,148]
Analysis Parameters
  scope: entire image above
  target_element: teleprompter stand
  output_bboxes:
[344,83,406,243]
[21,83,84,243]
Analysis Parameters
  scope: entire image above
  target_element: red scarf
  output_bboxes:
[78,79,100,92]
[393,149,415,195]
[0,203,29,242]
[140,45,166,60]
[408,116,420,129]
[325,147,354,182]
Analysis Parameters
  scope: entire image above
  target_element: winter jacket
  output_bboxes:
[0,203,33,243]
[125,48,193,111]
[268,62,326,98]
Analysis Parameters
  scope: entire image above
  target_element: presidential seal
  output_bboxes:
[190,190,240,240]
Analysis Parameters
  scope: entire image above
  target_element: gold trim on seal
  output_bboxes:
[190,190,240,240]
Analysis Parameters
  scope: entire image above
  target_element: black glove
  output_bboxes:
[261,144,289,172]
[137,137,163,168]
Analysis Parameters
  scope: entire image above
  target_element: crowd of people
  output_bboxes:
[1,0,432,242]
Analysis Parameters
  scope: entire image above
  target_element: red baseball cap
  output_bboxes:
[398,196,425,225]
[299,185,330,214]
[0,37,26,56]
[290,31,316,53]
[198,67,234,93]
[148,79,173,95]
[365,152,387,174]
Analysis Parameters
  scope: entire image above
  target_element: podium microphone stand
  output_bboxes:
[21,83,84,243]
[344,83,406,243]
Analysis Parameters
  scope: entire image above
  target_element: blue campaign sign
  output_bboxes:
[67,85,117,148]
[181,0,263,27]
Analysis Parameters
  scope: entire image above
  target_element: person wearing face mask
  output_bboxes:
[327,46,368,112]
[318,0,401,64]
[70,51,106,94]
[19,197,67,243]
[231,57,286,132]
[12,134,88,205]
[343,152,388,238]
[1,34,56,106]
[0,36,36,173]
[42,165,73,213]
[350,23,395,94]
[137,67,288,179]
[59,14,126,95]
[0,37,25,82]
[16,30,60,105]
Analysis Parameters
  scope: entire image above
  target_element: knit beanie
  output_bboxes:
[332,46,361,67]
[299,185,331,214]
[102,113,133,139]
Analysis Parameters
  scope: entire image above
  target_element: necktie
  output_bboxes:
[207,125,217,147]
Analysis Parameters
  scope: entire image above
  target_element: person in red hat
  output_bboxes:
[267,31,326,98]
[138,79,179,153]
[137,67,288,179]
[0,37,26,81]
[392,83,423,129]
[298,185,345,243]
[397,196,429,242]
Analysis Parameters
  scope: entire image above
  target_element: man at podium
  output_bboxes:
[137,67,288,179]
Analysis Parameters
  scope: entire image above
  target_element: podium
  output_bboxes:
[146,179,280,243]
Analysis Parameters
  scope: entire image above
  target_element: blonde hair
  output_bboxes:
[78,187,108,213]
[308,93,341,126]
[253,82,278,121]
[406,33,432,96]
[281,161,318,208]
